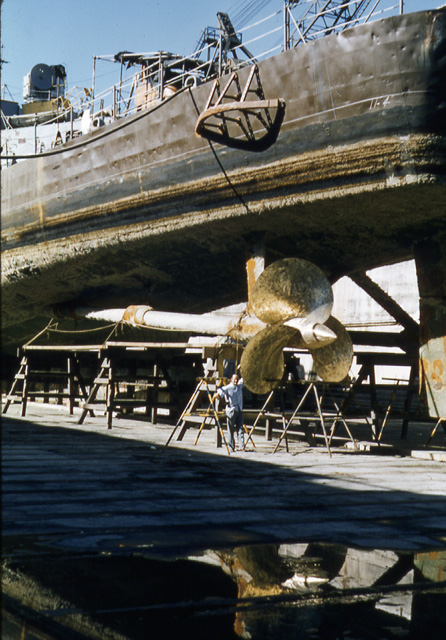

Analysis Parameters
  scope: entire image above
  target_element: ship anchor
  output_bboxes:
[195,64,286,152]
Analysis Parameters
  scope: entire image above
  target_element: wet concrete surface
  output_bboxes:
[2,403,446,638]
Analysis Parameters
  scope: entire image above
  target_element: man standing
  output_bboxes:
[218,373,245,452]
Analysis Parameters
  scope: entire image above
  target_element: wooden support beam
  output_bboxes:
[349,271,419,336]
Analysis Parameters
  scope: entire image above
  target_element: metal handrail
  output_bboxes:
[1,1,409,163]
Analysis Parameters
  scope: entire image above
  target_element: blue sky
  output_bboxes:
[1,0,441,103]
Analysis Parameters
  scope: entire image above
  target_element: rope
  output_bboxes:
[188,89,251,214]
[47,322,119,334]
[229,0,276,29]
[22,319,58,348]
[103,322,122,343]
[21,319,122,353]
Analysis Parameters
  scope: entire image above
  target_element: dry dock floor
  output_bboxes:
[2,403,446,556]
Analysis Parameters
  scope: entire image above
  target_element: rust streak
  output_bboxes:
[431,358,446,390]
[246,258,257,313]
[3,133,445,247]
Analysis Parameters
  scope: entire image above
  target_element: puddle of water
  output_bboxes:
[2,542,446,639]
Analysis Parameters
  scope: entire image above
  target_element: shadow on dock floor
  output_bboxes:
[2,404,446,639]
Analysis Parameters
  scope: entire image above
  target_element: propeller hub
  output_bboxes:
[284,318,337,347]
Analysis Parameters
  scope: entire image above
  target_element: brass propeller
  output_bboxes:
[241,258,353,394]
[241,324,300,395]
[251,257,333,324]
[311,316,353,383]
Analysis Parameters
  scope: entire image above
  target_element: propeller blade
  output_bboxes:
[310,317,353,383]
[251,258,333,325]
[241,324,300,394]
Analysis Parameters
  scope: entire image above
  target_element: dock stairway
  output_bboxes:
[2,346,96,417]
[2,340,201,429]
[77,343,186,429]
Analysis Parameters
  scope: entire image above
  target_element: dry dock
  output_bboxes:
[3,404,446,553]
[2,404,446,639]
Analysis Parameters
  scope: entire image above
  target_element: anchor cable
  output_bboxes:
[188,89,251,215]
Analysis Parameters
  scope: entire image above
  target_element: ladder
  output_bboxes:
[164,378,231,453]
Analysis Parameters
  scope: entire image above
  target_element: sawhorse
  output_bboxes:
[427,418,446,444]
[164,378,231,454]
[272,382,363,457]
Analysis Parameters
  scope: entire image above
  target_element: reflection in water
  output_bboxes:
[214,544,446,639]
[2,543,446,639]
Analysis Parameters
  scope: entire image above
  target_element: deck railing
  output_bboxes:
[0,0,408,162]
[86,1,401,123]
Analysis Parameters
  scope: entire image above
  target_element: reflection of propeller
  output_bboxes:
[241,258,353,394]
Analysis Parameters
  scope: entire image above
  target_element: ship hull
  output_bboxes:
[3,10,446,245]
[2,10,446,401]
